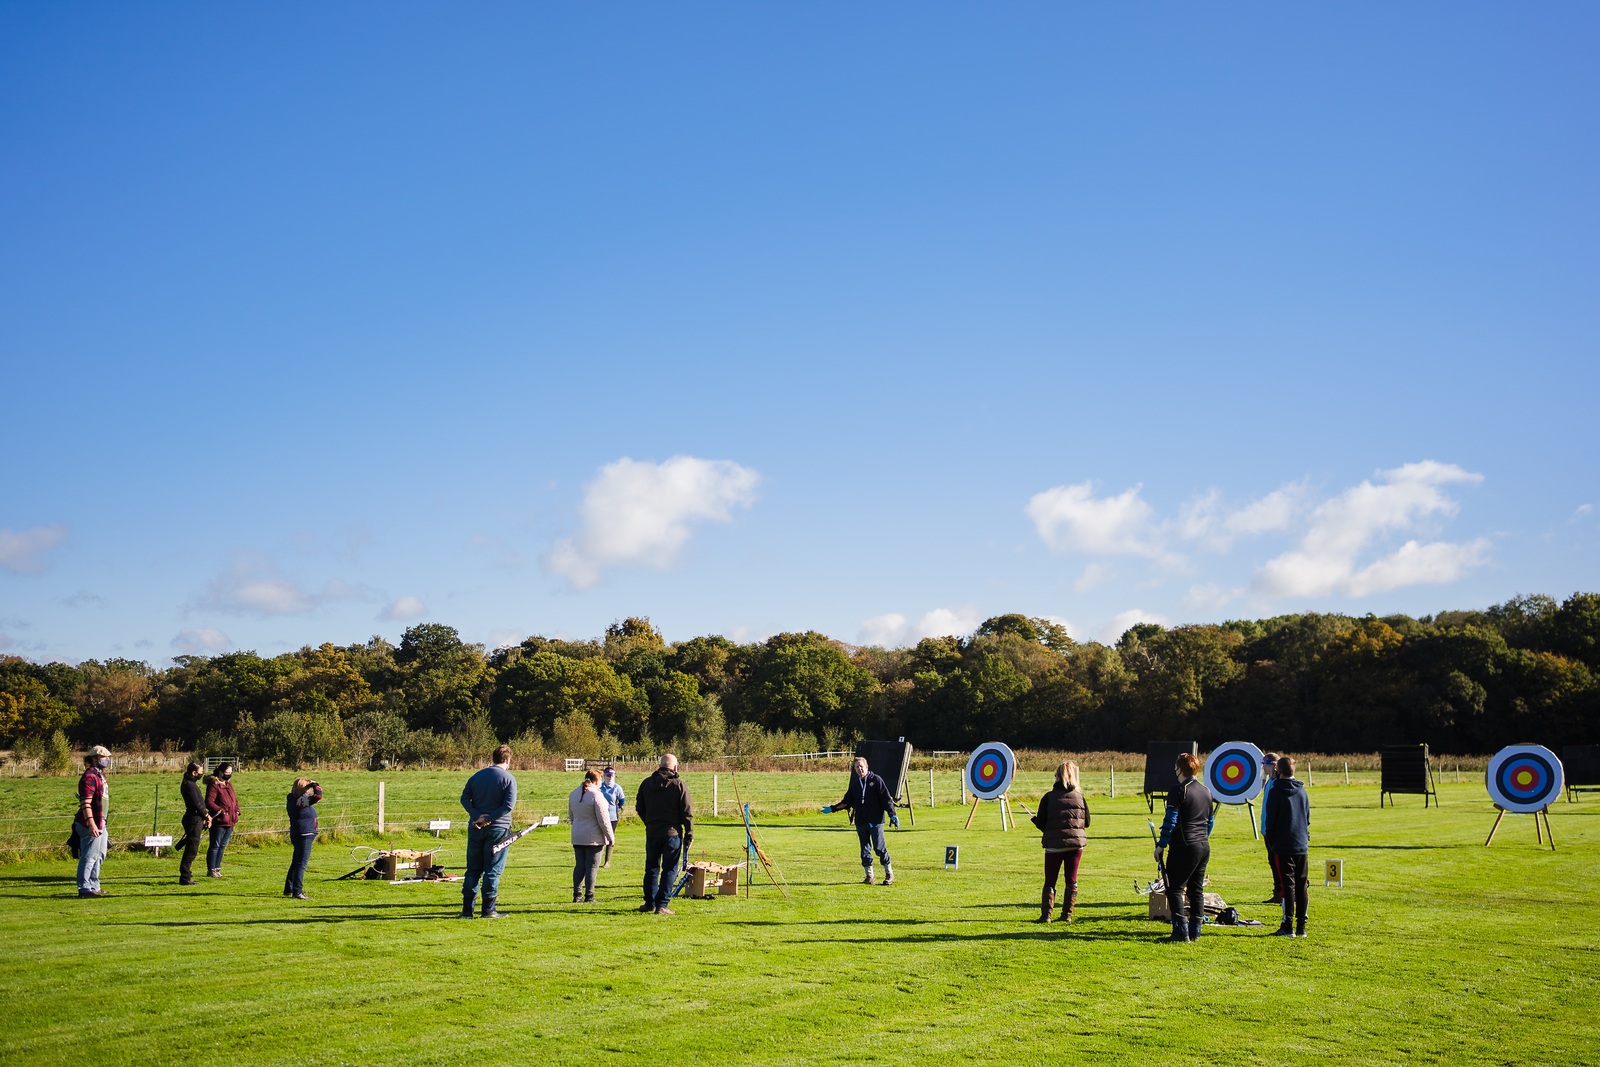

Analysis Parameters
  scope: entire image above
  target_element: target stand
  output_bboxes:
[1483,744,1563,851]
[961,742,1018,831]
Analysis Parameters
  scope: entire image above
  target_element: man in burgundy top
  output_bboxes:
[75,745,112,897]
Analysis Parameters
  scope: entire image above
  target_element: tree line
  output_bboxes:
[2,593,1597,767]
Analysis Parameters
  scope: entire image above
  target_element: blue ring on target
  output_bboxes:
[1205,741,1265,805]
[1485,744,1563,813]
[964,742,1016,801]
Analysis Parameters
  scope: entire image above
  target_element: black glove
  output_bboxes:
[682,833,693,863]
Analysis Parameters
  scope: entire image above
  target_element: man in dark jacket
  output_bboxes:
[459,744,518,919]
[176,762,209,886]
[1263,755,1311,938]
[822,757,899,885]
[634,754,693,915]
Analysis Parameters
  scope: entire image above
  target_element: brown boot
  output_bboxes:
[1035,887,1055,923]
[1062,885,1078,923]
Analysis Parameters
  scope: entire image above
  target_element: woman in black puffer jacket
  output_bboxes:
[1033,760,1090,923]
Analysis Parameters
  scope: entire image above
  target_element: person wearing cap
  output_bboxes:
[598,766,625,869]
[821,756,898,886]
[1259,751,1283,905]
[74,746,113,898]
[176,761,210,886]
[284,777,323,900]
[204,762,241,877]
[1263,755,1311,938]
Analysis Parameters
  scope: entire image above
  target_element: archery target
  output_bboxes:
[964,742,1016,801]
[1205,741,1266,805]
[1485,744,1563,813]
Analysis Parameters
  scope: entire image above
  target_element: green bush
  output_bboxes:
[40,729,72,774]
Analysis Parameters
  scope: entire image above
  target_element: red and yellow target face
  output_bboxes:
[1205,741,1265,804]
[1486,745,1563,813]
[964,742,1015,801]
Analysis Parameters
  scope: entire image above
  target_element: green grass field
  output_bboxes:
[2,770,1596,1066]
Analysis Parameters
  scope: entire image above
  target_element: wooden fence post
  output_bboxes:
[377,781,386,834]
[929,767,935,808]
[713,774,719,817]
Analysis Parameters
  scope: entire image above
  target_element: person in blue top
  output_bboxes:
[1258,751,1283,904]
[599,766,625,869]
[459,744,518,919]
[1263,755,1311,938]
[283,777,322,900]
[821,757,899,885]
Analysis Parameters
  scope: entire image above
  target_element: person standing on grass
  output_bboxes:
[599,766,625,869]
[284,777,322,900]
[1032,760,1089,923]
[176,761,209,886]
[459,744,517,919]
[634,753,693,915]
[569,768,615,903]
[204,762,240,878]
[1259,751,1283,905]
[1154,752,1214,943]
[74,745,112,898]
[1263,755,1311,939]
[820,756,898,886]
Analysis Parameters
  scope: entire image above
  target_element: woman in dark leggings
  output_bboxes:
[284,777,322,900]
[1154,752,1214,943]
[1033,760,1090,923]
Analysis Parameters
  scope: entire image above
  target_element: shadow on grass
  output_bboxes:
[802,927,1192,945]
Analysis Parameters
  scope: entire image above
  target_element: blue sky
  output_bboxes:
[2,3,1597,663]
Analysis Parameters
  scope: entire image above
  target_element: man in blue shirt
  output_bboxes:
[599,767,625,869]
[459,744,518,919]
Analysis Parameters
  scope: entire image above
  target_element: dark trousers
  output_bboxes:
[1043,848,1083,893]
[856,821,891,869]
[463,826,510,899]
[206,824,233,871]
[285,833,315,895]
[178,815,205,880]
[1164,844,1209,925]
[572,844,603,900]
[643,832,682,909]
[1271,851,1309,927]
[1266,846,1285,898]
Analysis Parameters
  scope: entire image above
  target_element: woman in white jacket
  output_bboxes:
[569,769,616,903]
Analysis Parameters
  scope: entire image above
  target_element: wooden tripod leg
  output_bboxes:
[1536,809,1544,845]
[999,796,1010,831]
[1542,807,1556,851]
[1484,807,1506,846]
[1247,799,1259,841]
[963,797,981,829]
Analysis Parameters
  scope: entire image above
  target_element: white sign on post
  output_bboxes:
[429,819,451,837]
[145,834,173,856]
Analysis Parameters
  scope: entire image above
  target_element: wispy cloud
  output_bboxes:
[1026,483,1163,558]
[858,606,982,647]
[195,555,367,617]
[172,627,232,655]
[0,524,68,575]
[380,595,427,622]
[61,590,108,608]
[545,456,760,590]
[1254,461,1487,598]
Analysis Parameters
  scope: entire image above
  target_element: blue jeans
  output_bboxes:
[643,832,682,909]
[463,825,510,899]
[206,824,233,871]
[285,833,315,895]
[856,821,891,869]
[75,822,107,892]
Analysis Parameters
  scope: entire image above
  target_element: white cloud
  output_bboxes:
[1183,583,1242,613]
[1026,482,1161,557]
[380,595,427,622]
[545,455,760,590]
[1254,461,1487,598]
[1180,482,1305,552]
[857,607,982,647]
[1038,614,1081,641]
[196,556,366,617]
[172,627,232,655]
[0,524,68,575]
[1098,608,1170,645]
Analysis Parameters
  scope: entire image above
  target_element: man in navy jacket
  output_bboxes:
[822,757,899,885]
[459,744,518,919]
[1262,755,1311,938]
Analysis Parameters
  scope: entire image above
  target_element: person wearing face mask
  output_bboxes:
[74,745,113,898]
[176,762,210,886]
[284,777,322,900]
[204,762,241,877]
[821,756,898,886]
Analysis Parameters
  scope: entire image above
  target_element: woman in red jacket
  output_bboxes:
[204,763,241,877]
